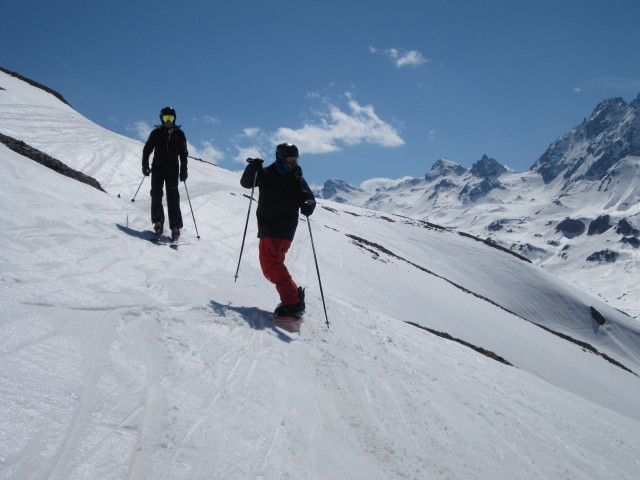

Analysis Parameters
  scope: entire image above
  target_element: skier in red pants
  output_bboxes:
[240,143,316,319]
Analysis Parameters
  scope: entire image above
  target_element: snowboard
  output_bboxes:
[272,314,303,333]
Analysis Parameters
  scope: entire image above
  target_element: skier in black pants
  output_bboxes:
[142,107,188,241]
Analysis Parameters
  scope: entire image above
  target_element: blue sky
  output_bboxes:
[3,0,640,186]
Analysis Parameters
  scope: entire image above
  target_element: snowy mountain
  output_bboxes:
[532,96,640,185]
[316,95,640,318]
[2,69,640,479]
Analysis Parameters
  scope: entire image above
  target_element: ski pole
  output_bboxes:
[234,169,258,282]
[131,175,146,202]
[183,181,200,239]
[307,219,330,328]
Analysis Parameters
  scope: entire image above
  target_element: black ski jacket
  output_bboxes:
[142,125,188,174]
[240,162,316,240]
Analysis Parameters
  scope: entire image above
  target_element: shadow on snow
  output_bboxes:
[116,223,155,240]
[208,300,298,342]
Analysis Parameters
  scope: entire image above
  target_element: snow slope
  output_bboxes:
[317,141,640,320]
[1,70,640,479]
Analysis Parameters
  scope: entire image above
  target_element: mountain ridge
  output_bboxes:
[316,94,640,317]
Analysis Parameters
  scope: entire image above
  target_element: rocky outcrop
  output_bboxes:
[0,133,105,192]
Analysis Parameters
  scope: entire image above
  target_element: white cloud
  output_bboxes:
[385,48,401,59]
[306,83,336,99]
[395,49,428,68]
[189,115,221,125]
[231,128,270,164]
[241,127,263,138]
[371,46,428,68]
[273,94,404,155]
[128,121,153,142]
[188,140,224,165]
[234,146,264,164]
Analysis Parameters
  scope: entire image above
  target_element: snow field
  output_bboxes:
[2,71,640,479]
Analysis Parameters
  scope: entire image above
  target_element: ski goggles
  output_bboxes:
[162,115,175,122]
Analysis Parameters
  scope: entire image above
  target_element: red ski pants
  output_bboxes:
[259,237,299,305]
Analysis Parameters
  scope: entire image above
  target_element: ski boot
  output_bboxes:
[273,287,305,320]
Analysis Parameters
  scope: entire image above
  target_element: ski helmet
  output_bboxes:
[275,143,299,161]
[159,106,176,123]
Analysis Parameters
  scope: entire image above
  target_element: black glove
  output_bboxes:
[142,165,151,176]
[246,158,264,171]
[301,199,315,217]
[180,168,188,182]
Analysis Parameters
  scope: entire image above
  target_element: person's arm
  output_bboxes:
[179,131,188,181]
[299,177,316,216]
[240,158,264,188]
[141,130,156,175]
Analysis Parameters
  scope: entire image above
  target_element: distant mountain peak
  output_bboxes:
[425,157,468,180]
[318,178,363,202]
[470,154,507,179]
[585,96,628,138]
[531,93,640,184]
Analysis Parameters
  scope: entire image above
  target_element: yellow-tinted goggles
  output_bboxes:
[162,115,175,122]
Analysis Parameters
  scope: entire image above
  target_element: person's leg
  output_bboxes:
[259,237,299,305]
[165,168,183,231]
[150,171,165,229]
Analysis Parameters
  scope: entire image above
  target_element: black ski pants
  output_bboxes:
[150,166,183,231]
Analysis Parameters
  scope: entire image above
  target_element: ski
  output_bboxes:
[149,235,170,244]
[148,234,192,247]
[149,238,192,247]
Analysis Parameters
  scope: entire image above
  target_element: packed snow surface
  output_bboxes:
[1,70,640,479]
